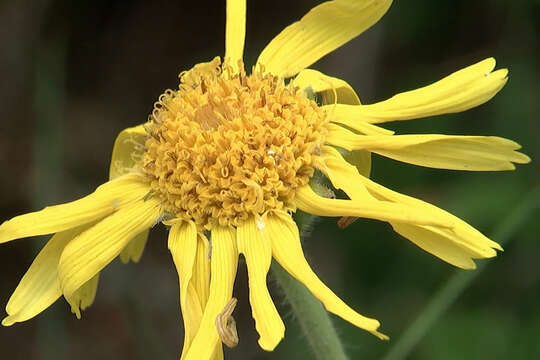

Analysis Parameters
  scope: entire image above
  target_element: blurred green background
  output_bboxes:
[0,0,538,359]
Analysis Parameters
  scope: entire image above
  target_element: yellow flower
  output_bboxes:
[0,0,530,359]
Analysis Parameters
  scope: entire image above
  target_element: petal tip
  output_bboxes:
[1,316,15,327]
[482,57,497,72]
[373,330,390,341]
[258,331,285,352]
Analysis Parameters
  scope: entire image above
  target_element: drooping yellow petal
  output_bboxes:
[185,227,238,360]
[213,346,224,360]
[319,147,500,267]
[326,124,531,171]
[266,211,387,339]
[295,185,452,228]
[190,233,224,360]
[293,68,360,105]
[69,273,100,318]
[58,198,161,314]
[334,58,508,124]
[391,223,477,269]
[109,124,148,180]
[237,216,285,351]
[0,174,150,244]
[119,229,149,264]
[193,233,211,307]
[355,170,503,253]
[168,221,202,360]
[225,0,246,72]
[257,0,393,77]
[2,226,85,326]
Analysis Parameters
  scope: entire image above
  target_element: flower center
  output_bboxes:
[142,57,327,229]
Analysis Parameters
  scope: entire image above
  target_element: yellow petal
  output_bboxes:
[345,58,508,124]
[320,148,500,267]
[237,216,285,351]
[324,104,394,135]
[212,346,224,360]
[109,124,148,180]
[0,174,150,244]
[316,146,373,200]
[257,0,393,77]
[110,126,150,266]
[355,172,503,255]
[168,221,203,360]
[325,125,531,171]
[185,227,238,360]
[69,273,100,318]
[225,0,246,73]
[2,226,85,326]
[391,223,477,269]
[193,233,211,307]
[293,69,360,105]
[191,235,224,360]
[58,198,161,314]
[291,68,374,176]
[344,150,372,178]
[119,229,149,264]
[266,211,387,339]
[295,185,452,228]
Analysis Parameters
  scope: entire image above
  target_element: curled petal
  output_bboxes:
[293,69,360,105]
[109,124,148,180]
[184,227,238,360]
[169,221,201,359]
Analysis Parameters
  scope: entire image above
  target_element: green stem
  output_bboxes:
[382,187,540,360]
[271,212,348,360]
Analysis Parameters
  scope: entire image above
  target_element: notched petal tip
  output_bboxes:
[1,316,16,327]
[514,151,532,164]
[372,329,390,341]
[480,57,496,72]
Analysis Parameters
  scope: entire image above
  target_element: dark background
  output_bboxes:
[0,1,538,359]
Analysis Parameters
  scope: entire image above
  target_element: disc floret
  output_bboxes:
[142,57,328,229]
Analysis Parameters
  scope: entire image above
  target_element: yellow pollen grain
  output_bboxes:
[142,57,327,229]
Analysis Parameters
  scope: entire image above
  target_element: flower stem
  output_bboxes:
[382,187,540,360]
[271,212,348,360]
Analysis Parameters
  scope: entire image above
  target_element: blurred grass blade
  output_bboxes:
[383,187,540,360]
[32,35,68,360]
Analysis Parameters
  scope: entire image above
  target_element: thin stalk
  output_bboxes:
[382,187,540,360]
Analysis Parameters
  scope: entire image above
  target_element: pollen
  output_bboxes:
[142,57,328,229]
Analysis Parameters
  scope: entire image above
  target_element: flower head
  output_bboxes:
[0,0,530,359]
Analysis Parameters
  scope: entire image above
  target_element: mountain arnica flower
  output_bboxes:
[0,0,530,359]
